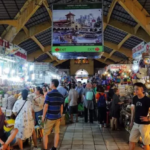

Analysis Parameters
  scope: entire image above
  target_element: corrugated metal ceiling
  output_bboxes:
[19,39,40,54]
[138,0,150,14]
[104,47,113,54]
[122,36,143,49]
[35,28,51,47]
[111,3,137,27]
[113,51,127,59]
[36,53,49,62]
[25,6,50,28]
[104,25,127,44]
[0,0,25,19]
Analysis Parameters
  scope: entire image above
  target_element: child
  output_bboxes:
[0,108,18,150]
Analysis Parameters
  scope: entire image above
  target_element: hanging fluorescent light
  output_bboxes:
[31,74,35,80]
[29,65,34,71]
[4,68,10,74]
[11,69,15,75]
[0,56,15,63]
[25,63,28,67]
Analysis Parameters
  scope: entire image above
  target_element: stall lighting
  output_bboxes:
[29,65,34,71]
[0,67,2,76]
[0,56,15,63]
[1,75,8,80]
[31,74,35,80]
[11,70,15,75]
[4,68,9,74]
[132,65,139,73]
[25,63,28,67]
[25,76,29,81]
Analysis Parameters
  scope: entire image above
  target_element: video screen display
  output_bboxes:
[52,3,103,59]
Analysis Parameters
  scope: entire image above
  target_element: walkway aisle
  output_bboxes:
[59,120,142,150]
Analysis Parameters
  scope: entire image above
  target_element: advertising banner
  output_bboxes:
[52,3,103,59]
[107,64,132,71]
[0,37,27,61]
[132,41,145,59]
[145,42,150,53]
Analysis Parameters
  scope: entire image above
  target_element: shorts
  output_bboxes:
[129,123,150,145]
[43,119,60,136]
[69,105,78,114]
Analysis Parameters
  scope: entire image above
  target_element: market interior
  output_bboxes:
[0,0,150,150]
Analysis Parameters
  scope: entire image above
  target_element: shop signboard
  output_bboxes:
[145,42,150,53]
[107,64,132,71]
[52,3,103,59]
[0,37,27,61]
[132,41,145,59]
[33,62,50,72]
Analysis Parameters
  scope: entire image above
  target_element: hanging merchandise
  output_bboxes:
[0,37,27,61]
[132,41,145,60]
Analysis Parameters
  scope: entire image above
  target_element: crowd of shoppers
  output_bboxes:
[0,79,150,150]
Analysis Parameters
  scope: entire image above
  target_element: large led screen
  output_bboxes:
[52,3,103,59]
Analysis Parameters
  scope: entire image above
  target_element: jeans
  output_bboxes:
[84,107,93,123]
[98,107,106,124]
[35,110,43,125]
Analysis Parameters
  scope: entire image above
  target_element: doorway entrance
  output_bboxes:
[75,69,88,83]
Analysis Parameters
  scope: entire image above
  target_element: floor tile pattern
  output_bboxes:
[14,120,142,150]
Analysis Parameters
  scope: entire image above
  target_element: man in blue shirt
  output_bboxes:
[57,82,68,98]
[42,79,63,150]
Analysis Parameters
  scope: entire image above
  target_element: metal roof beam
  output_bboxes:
[13,21,51,45]
[3,0,43,42]
[27,45,51,61]
[104,41,132,58]
[46,52,59,62]
[118,34,132,49]
[13,16,150,46]
[107,0,118,24]
[43,0,52,21]
[104,0,118,31]
[103,52,125,62]
[43,58,55,63]
[104,16,150,42]
[96,59,112,65]
[0,20,18,27]
[31,36,45,52]
[118,0,150,36]
[54,60,68,66]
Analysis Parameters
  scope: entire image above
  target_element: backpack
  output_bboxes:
[97,94,106,107]
[85,91,94,101]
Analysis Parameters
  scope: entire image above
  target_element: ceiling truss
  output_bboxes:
[0,0,150,65]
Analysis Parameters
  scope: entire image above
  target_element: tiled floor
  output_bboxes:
[14,120,142,150]
[59,120,142,150]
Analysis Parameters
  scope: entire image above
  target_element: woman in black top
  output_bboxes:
[111,88,124,130]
